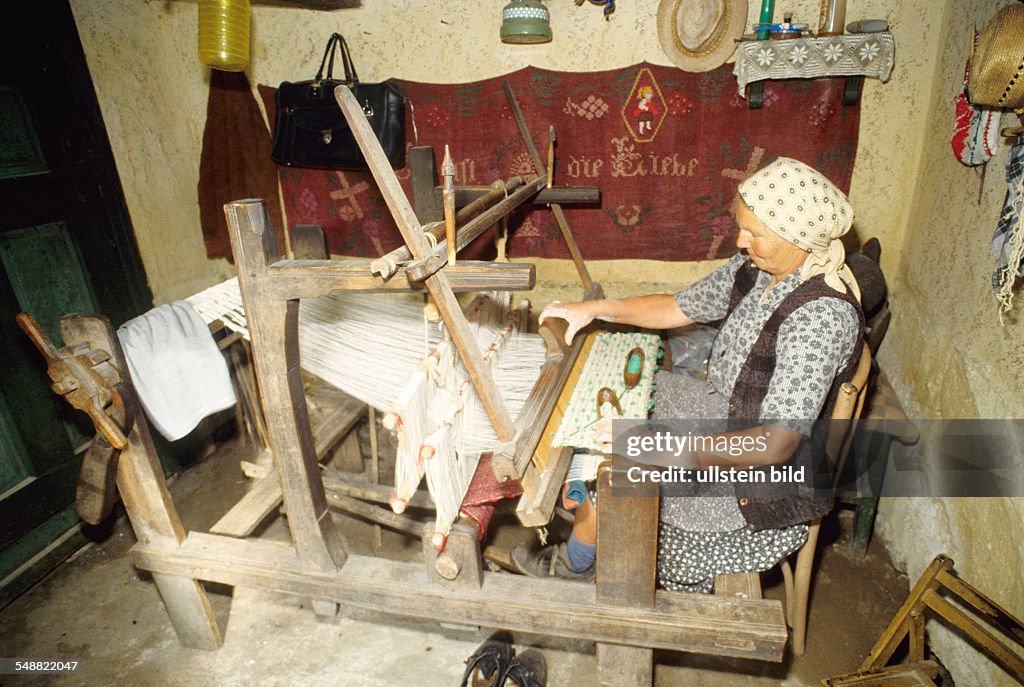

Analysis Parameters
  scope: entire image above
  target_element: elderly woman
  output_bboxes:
[511,157,864,592]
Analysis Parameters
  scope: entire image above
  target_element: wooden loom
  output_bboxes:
[22,84,791,684]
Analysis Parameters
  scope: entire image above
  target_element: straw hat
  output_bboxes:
[657,0,748,73]
[968,2,1024,110]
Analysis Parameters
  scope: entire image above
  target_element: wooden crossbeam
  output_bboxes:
[335,86,517,444]
[404,176,548,282]
[261,259,535,298]
[132,531,787,662]
[372,175,527,278]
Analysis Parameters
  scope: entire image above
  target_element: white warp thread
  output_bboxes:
[188,279,546,537]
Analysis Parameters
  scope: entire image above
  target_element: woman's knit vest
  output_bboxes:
[725,260,864,530]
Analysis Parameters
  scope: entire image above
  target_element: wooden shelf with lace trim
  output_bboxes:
[733,32,895,109]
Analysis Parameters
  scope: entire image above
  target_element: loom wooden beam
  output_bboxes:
[503,81,596,293]
[510,331,595,519]
[451,185,599,208]
[715,572,763,600]
[421,520,483,589]
[209,473,282,539]
[442,146,458,266]
[372,177,528,278]
[131,531,787,662]
[325,491,427,536]
[225,200,348,576]
[515,445,572,527]
[212,472,435,541]
[289,224,329,260]
[335,86,516,444]
[210,397,366,538]
[410,146,442,222]
[404,176,548,282]
[410,145,599,223]
[322,474,434,510]
[260,259,535,298]
[458,177,526,220]
[493,303,597,487]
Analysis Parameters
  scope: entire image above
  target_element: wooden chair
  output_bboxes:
[822,554,1024,686]
[788,342,873,656]
[716,341,873,657]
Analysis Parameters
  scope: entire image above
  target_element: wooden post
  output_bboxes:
[224,200,348,576]
[442,145,457,267]
[421,520,483,590]
[595,456,660,685]
[60,314,223,650]
[409,146,443,222]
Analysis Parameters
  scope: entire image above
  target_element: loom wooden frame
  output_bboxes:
[88,84,791,684]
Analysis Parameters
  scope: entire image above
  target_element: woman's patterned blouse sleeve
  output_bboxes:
[674,254,747,323]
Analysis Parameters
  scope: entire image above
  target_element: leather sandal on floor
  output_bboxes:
[460,631,515,687]
[501,648,547,687]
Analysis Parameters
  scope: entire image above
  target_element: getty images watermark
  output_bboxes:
[620,427,806,485]
[608,418,1024,498]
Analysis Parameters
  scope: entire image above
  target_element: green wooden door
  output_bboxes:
[0,0,152,606]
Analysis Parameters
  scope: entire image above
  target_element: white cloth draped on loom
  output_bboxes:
[117,301,237,441]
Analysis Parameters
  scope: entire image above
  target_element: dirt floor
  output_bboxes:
[0,425,914,687]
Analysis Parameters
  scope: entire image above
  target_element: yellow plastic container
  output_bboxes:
[198,0,250,72]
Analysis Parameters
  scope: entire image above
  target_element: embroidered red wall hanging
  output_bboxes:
[257,62,860,263]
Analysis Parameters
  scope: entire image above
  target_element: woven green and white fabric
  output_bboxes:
[552,331,660,451]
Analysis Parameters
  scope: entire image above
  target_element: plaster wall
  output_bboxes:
[873,1,1024,685]
[67,0,923,302]
[66,0,1024,682]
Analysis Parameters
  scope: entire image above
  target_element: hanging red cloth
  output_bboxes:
[198,70,284,262]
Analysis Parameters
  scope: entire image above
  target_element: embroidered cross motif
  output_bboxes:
[721,147,767,182]
[329,171,371,219]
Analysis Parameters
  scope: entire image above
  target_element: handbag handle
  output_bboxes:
[314,33,359,85]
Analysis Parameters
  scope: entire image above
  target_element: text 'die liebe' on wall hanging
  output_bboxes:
[256,62,860,263]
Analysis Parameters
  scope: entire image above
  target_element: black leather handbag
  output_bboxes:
[271,33,405,170]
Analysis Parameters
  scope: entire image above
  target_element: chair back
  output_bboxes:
[864,302,891,356]
[826,342,872,484]
[847,238,890,357]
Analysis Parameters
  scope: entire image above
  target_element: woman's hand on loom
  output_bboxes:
[539,301,596,346]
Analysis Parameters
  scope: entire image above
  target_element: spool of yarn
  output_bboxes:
[623,347,644,389]
[198,0,250,72]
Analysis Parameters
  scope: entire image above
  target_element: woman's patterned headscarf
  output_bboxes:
[738,157,861,301]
